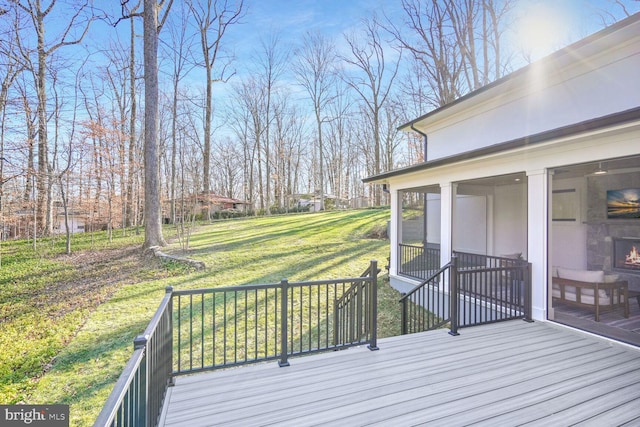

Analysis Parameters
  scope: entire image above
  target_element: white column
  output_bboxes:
[486,194,494,255]
[527,169,549,321]
[389,186,400,276]
[440,182,455,266]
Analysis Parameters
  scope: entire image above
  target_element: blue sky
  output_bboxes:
[84,1,639,76]
[228,0,639,63]
[185,0,637,108]
[37,0,640,125]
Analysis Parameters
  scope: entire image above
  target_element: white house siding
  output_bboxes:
[387,126,640,321]
[551,176,588,271]
[372,15,640,324]
[453,194,487,254]
[53,216,86,234]
[493,183,527,258]
[416,20,640,161]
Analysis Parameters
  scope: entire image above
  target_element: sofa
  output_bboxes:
[552,267,629,322]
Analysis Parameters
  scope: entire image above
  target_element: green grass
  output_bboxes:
[0,231,151,404]
[1,209,399,426]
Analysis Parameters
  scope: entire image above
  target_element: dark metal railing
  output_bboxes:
[400,261,452,334]
[453,253,532,335]
[173,260,379,372]
[398,243,440,280]
[454,251,527,270]
[333,262,380,349]
[400,253,532,336]
[94,287,174,427]
[94,262,379,426]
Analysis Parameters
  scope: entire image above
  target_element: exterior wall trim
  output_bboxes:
[364,107,640,184]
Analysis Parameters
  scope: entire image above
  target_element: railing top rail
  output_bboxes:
[399,261,453,302]
[400,242,440,250]
[172,283,281,295]
[92,348,146,427]
[140,286,173,338]
[399,243,425,249]
[335,266,380,305]
[453,250,528,264]
[172,277,375,297]
[287,276,374,287]
[457,265,530,273]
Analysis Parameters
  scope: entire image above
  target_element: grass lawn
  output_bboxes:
[1,208,400,426]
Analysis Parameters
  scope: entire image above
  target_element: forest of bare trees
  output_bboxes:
[0,0,634,249]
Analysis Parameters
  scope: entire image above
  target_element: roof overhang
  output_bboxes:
[364,107,640,184]
[397,13,640,135]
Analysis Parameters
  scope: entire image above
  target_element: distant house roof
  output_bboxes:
[186,192,249,205]
[207,195,248,205]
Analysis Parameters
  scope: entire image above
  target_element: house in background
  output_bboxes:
[164,192,250,223]
[199,193,249,212]
[364,13,640,344]
[53,210,88,234]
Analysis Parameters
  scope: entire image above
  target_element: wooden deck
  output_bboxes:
[160,321,640,426]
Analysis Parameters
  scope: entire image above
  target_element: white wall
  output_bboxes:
[426,193,441,245]
[421,23,640,161]
[453,194,487,254]
[54,216,86,234]
[493,183,527,258]
[551,177,588,270]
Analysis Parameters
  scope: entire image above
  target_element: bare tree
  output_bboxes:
[140,0,174,248]
[0,12,23,257]
[271,95,307,211]
[14,75,37,203]
[163,1,196,224]
[389,0,514,108]
[187,0,244,219]
[126,1,141,229]
[597,0,640,23]
[253,33,288,214]
[226,82,256,210]
[293,32,337,211]
[231,77,265,211]
[13,0,94,235]
[342,14,401,205]
[325,82,352,205]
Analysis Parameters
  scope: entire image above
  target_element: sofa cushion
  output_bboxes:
[557,268,604,283]
[552,283,611,305]
[555,268,608,300]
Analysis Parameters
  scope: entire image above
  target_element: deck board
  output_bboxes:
[160,321,640,426]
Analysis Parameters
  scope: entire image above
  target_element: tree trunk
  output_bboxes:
[127,14,137,227]
[143,0,167,249]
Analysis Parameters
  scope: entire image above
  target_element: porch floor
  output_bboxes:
[553,297,640,347]
[160,321,640,426]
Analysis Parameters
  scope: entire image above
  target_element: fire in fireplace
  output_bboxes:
[613,238,640,272]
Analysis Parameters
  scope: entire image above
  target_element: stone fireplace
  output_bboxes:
[613,238,640,272]
[586,171,640,291]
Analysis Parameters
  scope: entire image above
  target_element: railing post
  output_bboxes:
[449,255,460,336]
[133,335,149,427]
[279,279,290,367]
[333,296,339,346]
[368,260,379,351]
[524,263,534,323]
[166,286,175,386]
[400,293,407,335]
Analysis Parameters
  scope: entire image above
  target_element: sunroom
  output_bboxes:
[364,13,640,345]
